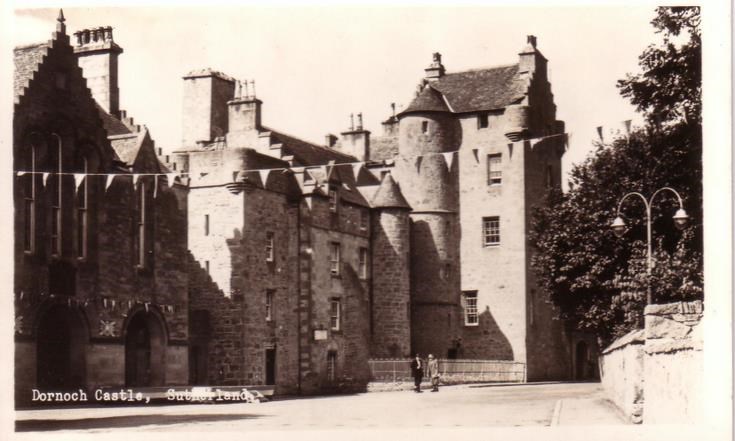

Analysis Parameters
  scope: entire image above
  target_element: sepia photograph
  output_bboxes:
[2,1,731,440]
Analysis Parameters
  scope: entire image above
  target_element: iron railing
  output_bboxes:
[368,358,526,383]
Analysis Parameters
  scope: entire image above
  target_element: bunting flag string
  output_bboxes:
[258,169,271,186]
[11,131,584,184]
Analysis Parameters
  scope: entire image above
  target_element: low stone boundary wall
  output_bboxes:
[600,300,703,424]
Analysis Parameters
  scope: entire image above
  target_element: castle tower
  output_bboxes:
[395,82,463,358]
[73,26,123,116]
[370,173,412,358]
[181,69,236,148]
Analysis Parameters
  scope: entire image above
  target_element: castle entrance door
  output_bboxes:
[125,311,165,387]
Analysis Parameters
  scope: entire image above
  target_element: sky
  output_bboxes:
[11,5,657,183]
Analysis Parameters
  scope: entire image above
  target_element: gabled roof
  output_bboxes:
[14,42,50,103]
[371,173,410,210]
[265,127,356,166]
[96,103,132,136]
[431,64,525,113]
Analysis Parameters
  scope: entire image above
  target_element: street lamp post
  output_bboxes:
[610,187,690,305]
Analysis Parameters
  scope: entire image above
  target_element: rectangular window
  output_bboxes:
[266,232,275,262]
[327,351,337,382]
[137,181,146,267]
[477,113,489,129]
[266,289,274,321]
[359,247,368,279]
[421,121,429,133]
[328,187,338,213]
[360,209,368,231]
[50,138,62,256]
[482,216,500,246]
[463,291,479,326]
[204,214,210,236]
[330,298,341,331]
[487,154,502,185]
[77,163,88,259]
[329,242,341,276]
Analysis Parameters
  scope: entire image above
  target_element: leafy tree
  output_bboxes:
[530,7,702,346]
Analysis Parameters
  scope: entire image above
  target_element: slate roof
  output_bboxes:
[96,103,132,136]
[371,173,411,209]
[14,42,49,103]
[265,127,356,166]
[401,85,450,114]
[402,64,526,115]
[183,68,236,82]
[109,133,142,165]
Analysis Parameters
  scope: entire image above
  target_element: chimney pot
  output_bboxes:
[527,35,537,48]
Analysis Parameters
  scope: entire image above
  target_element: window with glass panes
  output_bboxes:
[266,232,275,262]
[359,247,368,279]
[463,291,479,326]
[487,154,502,185]
[482,217,500,246]
[329,242,341,275]
[330,299,341,330]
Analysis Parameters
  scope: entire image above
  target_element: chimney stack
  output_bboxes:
[226,78,263,148]
[182,69,236,148]
[424,52,445,81]
[340,112,371,161]
[518,35,547,79]
[73,26,123,116]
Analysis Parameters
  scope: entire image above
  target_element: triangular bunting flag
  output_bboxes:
[442,152,454,172]
[472,148,480,163]
[166,173,177,187]
[259,169,271,186]
[73,174,85,191]
[530,137,542,149]
[596,126,604,142]
[106,174,116,191]
[132,174,140,187]
[564,133,571,149]
[16,171,26,177]
[42,172,50,187]
[352,163,363,181]
[623,120,632,136]
[153,175,159,198]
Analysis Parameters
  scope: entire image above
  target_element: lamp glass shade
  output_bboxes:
[611,216,627,237]
[673,208,689,230]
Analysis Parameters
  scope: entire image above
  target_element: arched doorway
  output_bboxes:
[575,341,589,380]
[36,305,87,389]
[125,311,166,387]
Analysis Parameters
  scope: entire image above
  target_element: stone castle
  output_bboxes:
[14,12,596,402]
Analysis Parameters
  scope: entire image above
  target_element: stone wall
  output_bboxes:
[642,301,703,424]
[600,300,703,424]
[600,329,645,423]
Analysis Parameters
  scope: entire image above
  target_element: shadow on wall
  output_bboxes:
[460,306,514,360]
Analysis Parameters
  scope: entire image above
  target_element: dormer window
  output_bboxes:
[477,113,489,129]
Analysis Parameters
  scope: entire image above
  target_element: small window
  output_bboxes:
[172,162,177,171]
[329,242,341,276]
[360,210,368,231]
[421,121,429,134]
[204,214,210,236]
[463,291,479,326]
[482,217,500,246]
[477,113,489,129]
[77,157,88,259]
[328,187,338,213]
[330,299,341,331]
[266,290,274,321]
[266,232,275,262]
[327,351,337,382]
[359,247,369,279]
[487,154,502,185]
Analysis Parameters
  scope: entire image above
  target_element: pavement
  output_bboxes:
[13,381,627,434]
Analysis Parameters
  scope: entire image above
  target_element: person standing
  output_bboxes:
[410,353,424,392]
[427,354,440,392]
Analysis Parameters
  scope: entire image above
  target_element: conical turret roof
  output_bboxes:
[399,84,450,116]
[371,173,411,210]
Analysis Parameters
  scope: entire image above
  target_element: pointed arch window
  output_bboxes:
[76,157,88,259]
[50,133,63,257]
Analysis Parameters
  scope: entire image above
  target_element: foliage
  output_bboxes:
[530,7,702,346]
